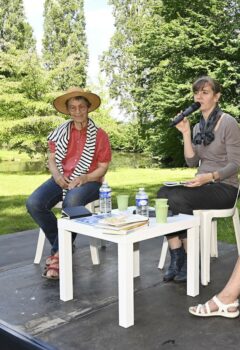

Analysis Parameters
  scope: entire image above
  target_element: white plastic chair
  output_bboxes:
[158,192,240,286]
[33,200,103,265]
[199,204,240,286]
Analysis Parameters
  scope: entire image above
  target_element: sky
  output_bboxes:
[23,0,115,83]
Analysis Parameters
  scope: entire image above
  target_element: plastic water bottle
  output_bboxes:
[99,181,112,214]
[135,188,149,217]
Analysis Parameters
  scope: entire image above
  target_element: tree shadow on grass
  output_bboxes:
[0,195,37,235]
[0,195,63,235]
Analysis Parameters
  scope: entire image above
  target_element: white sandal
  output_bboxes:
[189,295,239,318]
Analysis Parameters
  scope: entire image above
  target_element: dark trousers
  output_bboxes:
[157,183,238,238]
[26,177,101,254]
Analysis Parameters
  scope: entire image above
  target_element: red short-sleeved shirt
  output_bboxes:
[48,124,111,180]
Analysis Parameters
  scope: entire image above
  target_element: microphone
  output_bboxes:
[170,102,201,127]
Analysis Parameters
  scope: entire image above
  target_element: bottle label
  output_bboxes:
[136,198,148,206]
[100,191,111,199]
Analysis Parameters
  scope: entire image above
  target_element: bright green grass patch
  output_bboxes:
[0,169,239,245]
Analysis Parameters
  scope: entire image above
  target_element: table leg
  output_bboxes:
[59,228,73,301]
[133,242,140,278]
[187,226,199,297]
[118,241,134,328]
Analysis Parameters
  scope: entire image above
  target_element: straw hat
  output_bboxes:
[53,87,101,114]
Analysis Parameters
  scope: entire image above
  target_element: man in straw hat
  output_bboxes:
[26,87,111,279]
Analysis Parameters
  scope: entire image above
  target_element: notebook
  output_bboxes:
[62,206,92,219]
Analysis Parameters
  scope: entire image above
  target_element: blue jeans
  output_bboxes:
[26,177,101,254]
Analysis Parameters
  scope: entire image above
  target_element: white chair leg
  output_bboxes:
[89,237,100,265]
[34,201,62,264]
[200,212,212,286]
[210,220,218,258]
[34,229,45,264]
[158,236,168,269]
[34,200,102,265]
[233,208,240,255]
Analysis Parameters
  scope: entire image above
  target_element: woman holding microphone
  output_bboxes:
[157,76,240,283]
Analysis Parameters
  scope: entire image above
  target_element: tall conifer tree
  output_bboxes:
[0,0,35,52]
[43,0,88,89]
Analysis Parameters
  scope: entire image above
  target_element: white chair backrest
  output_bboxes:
[233,183,240,208]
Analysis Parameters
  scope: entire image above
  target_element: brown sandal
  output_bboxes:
[45,255,59,267]
[42,263,59,280]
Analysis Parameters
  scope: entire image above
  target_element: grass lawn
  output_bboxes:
[0,149,34,161]
[0,166,239,244]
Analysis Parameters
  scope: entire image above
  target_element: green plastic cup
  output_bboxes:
[155,198,168,207]
[117,195,129,211]
[155,204,169,223]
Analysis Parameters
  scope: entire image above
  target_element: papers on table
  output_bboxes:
[163,181,187,187]
[76,213,149,235]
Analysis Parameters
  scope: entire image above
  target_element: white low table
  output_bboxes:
[58,212,199,328]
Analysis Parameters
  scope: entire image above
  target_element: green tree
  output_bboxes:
[0,0,35,52]
[0,47,53,120]
[20,52,48,100]
[43,0,88,89]
[102,0,240,166]
[101,0,148,114]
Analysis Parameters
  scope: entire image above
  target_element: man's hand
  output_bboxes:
[55,175,70,189]
[68,175,88,190]
[184,173,213,187]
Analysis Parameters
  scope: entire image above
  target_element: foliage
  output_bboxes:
[43,0,88,90]
[20,53,49,100]
[0,1,141,158]
[0,48,54,119]
[102,0,240,166]
[1,116,65,158]
[101,0,146,114]
[92,109,144,152]
[0,0,35,52]
[0,92,55,119]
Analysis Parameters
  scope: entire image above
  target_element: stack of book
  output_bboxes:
[76,213,149,235]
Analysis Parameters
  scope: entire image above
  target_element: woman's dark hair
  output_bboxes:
[192,76,222,94]
[66,96,91,109]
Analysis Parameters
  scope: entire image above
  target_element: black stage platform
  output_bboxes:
[0,229,239,350]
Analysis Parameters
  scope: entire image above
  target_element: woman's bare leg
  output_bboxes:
[190,257,240,314]
[217,257,240,304]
